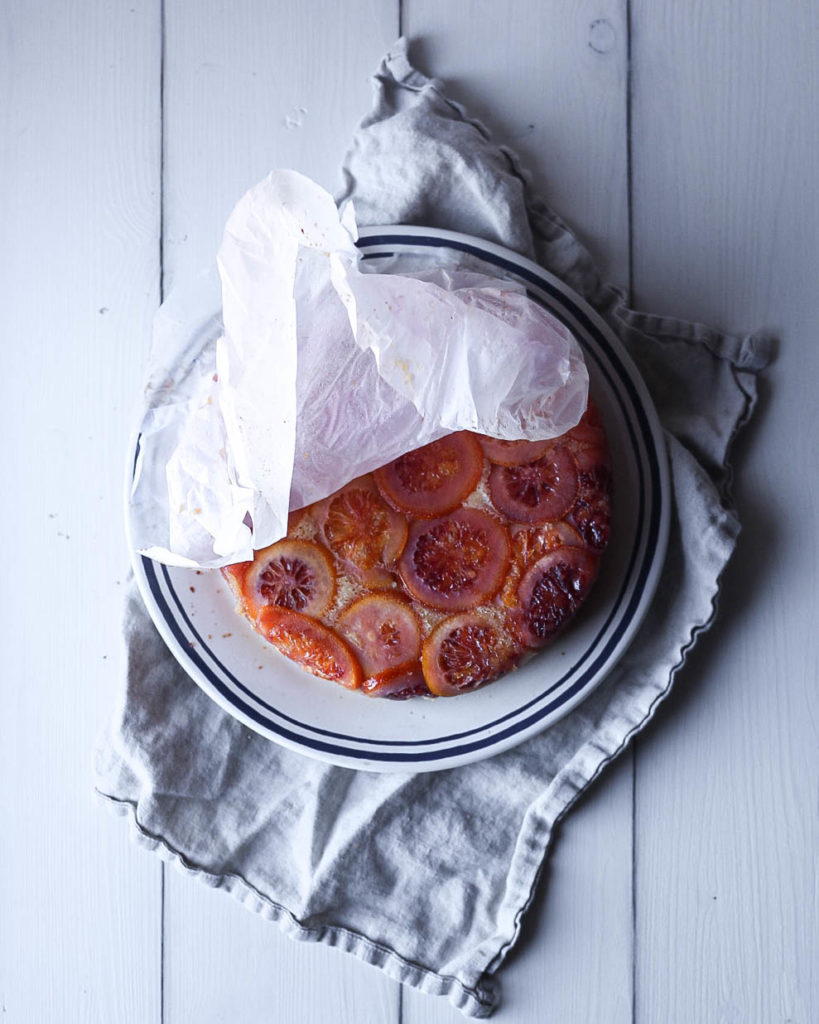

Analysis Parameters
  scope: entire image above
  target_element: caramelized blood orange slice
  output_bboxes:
[516,546,599,647]
[243,539,335,618]
[489,444,578,524]
[568,457,613,552]
[511,521,584,563]
[422,611,516,696]
[374,432,482,518]
[399,508,511,612]
[257,607,362,689]
[362,663,431,699]
[500,522,584,607]
[337,594,421,678]
[322,485,407,570]
[479,436,553,466]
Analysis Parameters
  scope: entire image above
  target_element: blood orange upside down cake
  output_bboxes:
[222,400,612,699]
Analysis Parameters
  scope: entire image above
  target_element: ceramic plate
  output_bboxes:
[129,226,670,773]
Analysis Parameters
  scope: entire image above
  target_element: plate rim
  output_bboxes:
[128,224,670,772]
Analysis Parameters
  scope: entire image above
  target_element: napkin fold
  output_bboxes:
[96,39,771,1017]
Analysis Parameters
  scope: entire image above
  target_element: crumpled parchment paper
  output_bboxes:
[128,169,588,568]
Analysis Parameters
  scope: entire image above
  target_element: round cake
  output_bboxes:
[222,400,612,698]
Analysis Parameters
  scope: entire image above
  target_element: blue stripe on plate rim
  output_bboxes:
[132,226,668,767]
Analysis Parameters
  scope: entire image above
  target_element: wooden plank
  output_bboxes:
[400,2,634,1020]
[160,2,401,1020]
[165,876,398,1024]
[0,1,163,1022]
[494,757,634,1023]
[630,2,819,1021]
[163,0,400,289]
[404,0,631,288]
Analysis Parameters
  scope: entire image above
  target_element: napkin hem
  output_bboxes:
[94,789,499,1017]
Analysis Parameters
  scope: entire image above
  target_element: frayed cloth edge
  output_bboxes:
[95,789,499,1018]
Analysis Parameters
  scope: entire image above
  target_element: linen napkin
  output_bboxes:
[95,39,771,1017]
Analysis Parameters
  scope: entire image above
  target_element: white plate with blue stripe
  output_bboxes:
[129,226,670,773]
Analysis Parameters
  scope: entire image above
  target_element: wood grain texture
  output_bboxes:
[165,873,399,1024]
[403,0,631,287]
[0,1,163,1021]
[399,3,634,1021]
[160,2,401,1020]
[3,1,818,1021]
[493,757,634,1024]
[630,2,819,1022]
[163,0,398,289]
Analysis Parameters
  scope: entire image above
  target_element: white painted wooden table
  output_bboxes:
[2,2,817,1021]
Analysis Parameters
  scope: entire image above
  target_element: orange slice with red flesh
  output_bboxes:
[500,521,584,607]
[567,457,613,552]
[373,432,482,518]
[320,481,408,573]
[515,545,600,648]
[257,607,362,689]
[242,539,335,619]
[422,611,517,697]
[489,443,579,524]
[336,594,421,679]
[398,508,511,613]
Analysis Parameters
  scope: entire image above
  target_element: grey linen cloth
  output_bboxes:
[95,39,771,1018]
